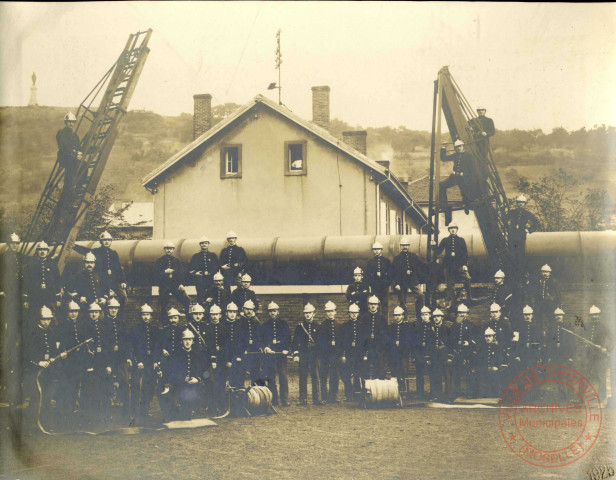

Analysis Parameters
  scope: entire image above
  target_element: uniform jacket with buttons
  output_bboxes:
[129,321,161,366]
[25,256,61,300]
[261,317,291,352]
[318,318,342,357]
[64,267,110,306]
[92,246,125,290]
[204,321,230,364]
[436,235,468,269]
[153,254,186,289]
[365,255,392,292]
[167,347,208,386]
[341,319,367,358]
[392,251,423,287]
[231,287,259,312]
[189,250,219,288]
[220,245,248,277]
[291,320,319,358]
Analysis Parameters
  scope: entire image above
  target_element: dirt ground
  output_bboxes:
[2,377,615,480]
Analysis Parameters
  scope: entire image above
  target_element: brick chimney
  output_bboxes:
[193,94,212,140]
[342,130,367,155]
[311,86,330,130]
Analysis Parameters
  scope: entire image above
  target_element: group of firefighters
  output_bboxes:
[0,226,613,431]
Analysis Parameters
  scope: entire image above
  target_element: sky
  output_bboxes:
[1,2,615,132]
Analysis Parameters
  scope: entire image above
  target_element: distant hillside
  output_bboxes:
[1,105,614,220]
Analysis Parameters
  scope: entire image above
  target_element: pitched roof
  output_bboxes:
[141,94,427,225]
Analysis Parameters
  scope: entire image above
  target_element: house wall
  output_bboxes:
[152,107,417,239]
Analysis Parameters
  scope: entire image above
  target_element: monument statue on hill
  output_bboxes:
[28,72,38,107]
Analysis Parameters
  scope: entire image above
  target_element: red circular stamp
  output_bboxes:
[499,364,602,468]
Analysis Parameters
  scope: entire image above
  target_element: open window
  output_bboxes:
[220,144,242,178]
[284,141,307,175]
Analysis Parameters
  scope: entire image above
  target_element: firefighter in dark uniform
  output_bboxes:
[23,306,61,429]
[103,297,130,420]
[205,304,229,415]
[128,303,160,422]
[167,329,208,420]
[476,327,507,398]
[359,295,387,379]
[428,309,450,402]
[261,302,291,407]
[64,252,110,310]
[340,303,366,401]
[487,270,513,323]
[232,274,259,313]
[392,236,424,318]
[224,302,245,388]
[54,300,88,427]
[92,231,127,305]
[384,306,412,392]
[486,303,513,355]
[470,108,496,138]
[189,236,219,305]
[24,241,62,318]
[545,308,576,400]
[580,306,613,404]
[506,195,540,278]
[411,306,433,400]
[318,301,342,403]
[0,232,25,407]
[153,241,191,322]
[187,303,208,354]
[158,307,184,420]
[365,242,392,316]
[292,303,323,406]
[345,266,370,312]
[241,300,262,385]
[81,303,113,424]
[433,223,472,304]
[511,305,543,377]
[439,139,476,225]
[533,264,561,335]
[204,272,231,319]
[56,112,82,197]
[220,231,248,287]
[447,303,477,399]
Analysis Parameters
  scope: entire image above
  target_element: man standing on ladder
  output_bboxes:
[56,112,82,197]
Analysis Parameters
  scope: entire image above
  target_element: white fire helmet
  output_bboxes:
[141,303,153,313]
[40,306,54,318]
[226,231,238,239]
[541,264,552,272]
[448,222,459,230]
[241,274,252,282]
[484,327,496,336]
[268,302,279,310]
[324,301,336,311]
[372,242,383,250]
[67,301,80,311]
[198,236,210,244]
[107,297,121,308]
[226,302,238,312]
[303,303,316,313]
[433,309,444,317]
[393,306,405,315]
[243,300,255,310]
[191,303,205,313]
[163,240,175,249]
[9,232,20,243]
[553,308,565,316]
[99,231,113,240]
[400,237,411,245]
[36,241,50,250]
[353,266,363,275]
[89,303,102,312]
[368,296,380,305]
[523,305,534,314]
[589,305,601,315]
[210,305,222,315]
[454,139,465,147]
[349,304,360,313]
[489,303,501,312]
[213,272,224,281]
[182,329,195,339]
[167,307,180,317]
[64,112,77,122]
[457,304,469,313]
[494,270,505,279]
[516,195,528,203]
[83,252,96,263]
[420,306,431,314]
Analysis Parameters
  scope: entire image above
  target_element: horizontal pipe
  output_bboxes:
[3,231,615,284]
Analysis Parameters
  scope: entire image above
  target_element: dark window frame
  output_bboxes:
[220,144,242,179]
[284,140,307,176]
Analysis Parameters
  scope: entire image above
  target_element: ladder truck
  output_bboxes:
[427,67,518,293]
[21,29,152,274]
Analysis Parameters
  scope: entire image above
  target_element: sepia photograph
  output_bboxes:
[1,2,615,479]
